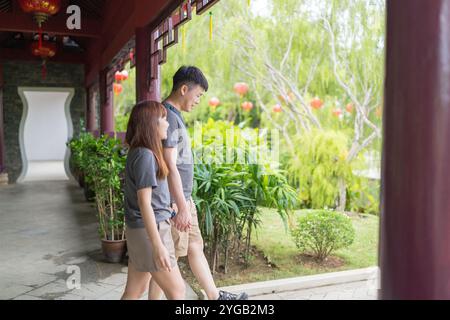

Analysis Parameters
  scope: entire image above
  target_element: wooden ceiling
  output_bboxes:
[0,0,184,86]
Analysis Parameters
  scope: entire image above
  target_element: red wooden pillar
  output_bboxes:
[86,86,97,132]
[135,25,161,102]
[0,62,5,173]
[99,69,114,133]
[380,0,450,299]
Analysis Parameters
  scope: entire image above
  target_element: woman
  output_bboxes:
[121,101,185,300]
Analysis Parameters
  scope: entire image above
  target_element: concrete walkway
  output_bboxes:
[1,180,378,300]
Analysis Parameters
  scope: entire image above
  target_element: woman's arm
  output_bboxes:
[137,188,172,272]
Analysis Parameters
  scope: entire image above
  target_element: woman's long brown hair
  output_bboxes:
[125,101,169,179]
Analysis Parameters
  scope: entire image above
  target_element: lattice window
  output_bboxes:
[150,0,221,79]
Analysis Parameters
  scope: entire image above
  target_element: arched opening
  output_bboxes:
[17,88,74,182]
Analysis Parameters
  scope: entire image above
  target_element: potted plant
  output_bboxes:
[84,134,128,263]
[67,132,97,201]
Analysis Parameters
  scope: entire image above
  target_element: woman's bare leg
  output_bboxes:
[148,278,164,300]
[121,261,152,300]
[150,266,185,300]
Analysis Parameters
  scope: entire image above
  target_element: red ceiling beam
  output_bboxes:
[85,0,176,86]
[0,12,101,38]
[0,48,85,64]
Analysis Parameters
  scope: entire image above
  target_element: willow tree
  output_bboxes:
[220,0,385,210]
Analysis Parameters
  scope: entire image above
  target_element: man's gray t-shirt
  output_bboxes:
[162,102,194,201]
[124,147,172,228]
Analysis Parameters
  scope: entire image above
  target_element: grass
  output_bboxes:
[212,208,379,287]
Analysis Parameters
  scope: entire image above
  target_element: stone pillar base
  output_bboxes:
[0,172,9,185]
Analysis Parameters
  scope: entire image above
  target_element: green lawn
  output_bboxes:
[252,208,379,277]
[214,208,379,287]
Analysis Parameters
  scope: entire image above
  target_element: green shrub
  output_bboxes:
[291,210,355,261]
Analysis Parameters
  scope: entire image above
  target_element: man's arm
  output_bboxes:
[163,147,192,232]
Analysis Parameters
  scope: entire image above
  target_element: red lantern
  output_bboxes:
[19,0,62,27]
[31,40,57,79]
[376,107,383,118]
[209,97,220,107]
[113,83,123,95]
[272,104,282,113]
[115,71,123,82]
[346,103,354,113]
[332,108,343,117]
[31,40,56,58]
[121,70,129,81]
[234,82,249,96]
[241,101,253,111]
[115,70,129,82]
[310,97,323,109]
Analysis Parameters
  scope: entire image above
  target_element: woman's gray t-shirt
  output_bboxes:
[124,147,172,228]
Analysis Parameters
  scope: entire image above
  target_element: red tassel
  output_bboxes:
[38,26,42,49]
[42,61,47,80]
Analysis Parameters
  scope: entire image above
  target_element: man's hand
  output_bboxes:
[171,203,192,232]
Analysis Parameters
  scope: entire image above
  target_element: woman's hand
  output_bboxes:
[153,243,172,272]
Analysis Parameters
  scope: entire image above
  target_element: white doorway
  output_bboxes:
[17,88,75,182]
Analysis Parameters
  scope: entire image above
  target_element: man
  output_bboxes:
[148,66,248,300]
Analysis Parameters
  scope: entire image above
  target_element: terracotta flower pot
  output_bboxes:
[101,239,127,263]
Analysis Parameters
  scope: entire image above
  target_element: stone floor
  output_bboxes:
[250,281,378,300]
[23,161,69,182]
[0,180,378,300]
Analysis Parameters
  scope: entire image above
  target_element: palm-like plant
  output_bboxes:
[194,163,254,273]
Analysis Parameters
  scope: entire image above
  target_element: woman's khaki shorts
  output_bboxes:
[125,219,177,273]
[171,198,204,258]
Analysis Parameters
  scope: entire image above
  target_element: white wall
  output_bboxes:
[23,91,70,161]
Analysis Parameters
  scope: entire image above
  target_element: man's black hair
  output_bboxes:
[172,66,209,93]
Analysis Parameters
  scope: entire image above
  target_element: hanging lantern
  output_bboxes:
[19,0,62,27]
[121,70,129,81]
[20,0,61,78]
[234,82,249,96]
[376,106,383,118]
[115,70,129,82]
[346,103,354,113]
[241,101,253,111]
[115,71,123,82]
[310,97,324,109]
[113,83,123,95]
[278,92,295,104]
[272,104,282,113]
[332,108,343,117]
[209,97,220,108]
[31,40,57,79]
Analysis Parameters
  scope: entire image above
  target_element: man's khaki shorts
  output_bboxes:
[171,198,204,258]
[125,219,177,273]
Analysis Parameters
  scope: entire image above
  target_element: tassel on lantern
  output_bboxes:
[42,60,47,80]
[38,27,43,49]
[209,12,213,41]
[182,25,186,52]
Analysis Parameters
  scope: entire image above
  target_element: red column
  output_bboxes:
[380,0,450,299]
[136,25,161,103]
[0,62,5,173]
[86,86,97,132]
[99,69,114,133]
